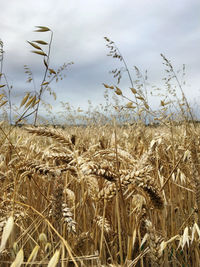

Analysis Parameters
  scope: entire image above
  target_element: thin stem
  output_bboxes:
[0,42,12,124]
[114,44,139,109]
[0,39,3,82]
[160,140,192,191]
[113,119,124,264]
[3,74,12,124]
[12,200,79,267]
[172,68,195,127]
[99,200,106,259]
[15,105,34,125]
[34,30,53,126]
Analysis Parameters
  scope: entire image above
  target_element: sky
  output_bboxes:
[1,0,200,122]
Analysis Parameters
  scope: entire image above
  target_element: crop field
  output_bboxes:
[0,121,200,266]
[0,26,199,266]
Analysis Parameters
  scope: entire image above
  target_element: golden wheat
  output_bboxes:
[0,123,199,266]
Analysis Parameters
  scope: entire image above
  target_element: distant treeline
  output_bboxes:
[11,120,200,129]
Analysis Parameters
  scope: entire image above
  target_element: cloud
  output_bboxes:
[1,0,200,122]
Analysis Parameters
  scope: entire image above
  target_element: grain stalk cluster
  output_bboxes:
[0,27,199,267]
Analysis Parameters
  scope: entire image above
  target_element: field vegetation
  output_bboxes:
[0,27,200,266]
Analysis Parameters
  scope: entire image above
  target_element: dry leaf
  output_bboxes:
[182,227,189,249]
[11,249,24,267]
[26,245,39,265]
[47,249,60,267]
[0,216,14,253]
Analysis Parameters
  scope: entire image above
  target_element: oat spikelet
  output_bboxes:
[0,216,14,253]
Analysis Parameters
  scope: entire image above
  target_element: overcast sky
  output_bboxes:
[1,0,200,121]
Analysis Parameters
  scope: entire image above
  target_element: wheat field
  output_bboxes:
[0,121,199,266]
[0,26,200,266]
